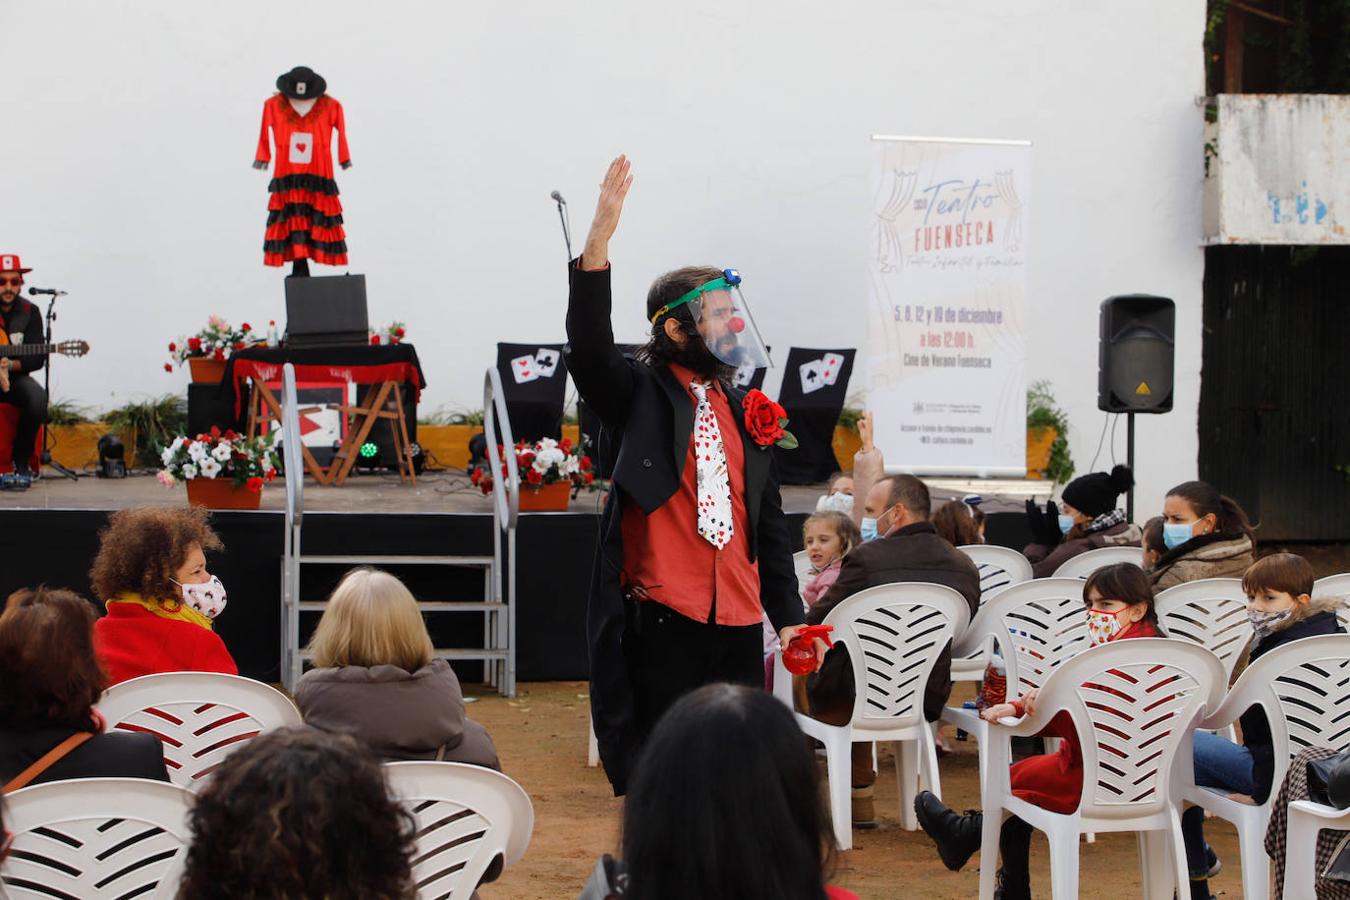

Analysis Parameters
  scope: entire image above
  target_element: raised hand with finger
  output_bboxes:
[580,155,633,271]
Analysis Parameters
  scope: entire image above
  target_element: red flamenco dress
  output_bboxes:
[255,94,351,267]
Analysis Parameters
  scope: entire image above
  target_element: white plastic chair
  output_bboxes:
[792,549,815,595]
[0,778,194,900]
[1052,546,1144,579]
[96,671,302,788]
[940,578,1093,784]
[1314,573,1350,631]
[979,639,1225,899]
[1155,577,1251,741]
[1182,633,1350,900]
[1283,799,1350,900]
[384,761,534,900]
[791,582,970,849]
[952,545,1035,681]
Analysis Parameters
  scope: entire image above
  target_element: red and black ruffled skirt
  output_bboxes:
[263,174,348,266]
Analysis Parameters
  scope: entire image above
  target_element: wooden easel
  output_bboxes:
[245,377,415,486]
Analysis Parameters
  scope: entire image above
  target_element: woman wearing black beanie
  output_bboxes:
[1023,465,1139,578]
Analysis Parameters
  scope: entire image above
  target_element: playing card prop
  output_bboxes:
[866,136,1030,476]
[258,383,347,466]
[774,347,855,485]
[732,363,767,391]
[495,343,569,443]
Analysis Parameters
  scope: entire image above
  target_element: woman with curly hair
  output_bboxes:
[176,727,417,900]
[90,506,237,685]
[0,587,168,789]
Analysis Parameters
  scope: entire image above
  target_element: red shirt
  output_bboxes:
[620,363,763,627]
[254,94,351,184]
[93,602,238,687]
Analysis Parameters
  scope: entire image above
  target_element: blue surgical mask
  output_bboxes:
[1058,515,1075,536]
[1163,521,1194,551]
[860,517,879,542]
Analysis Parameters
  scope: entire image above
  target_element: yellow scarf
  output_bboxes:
[109,591,215,631]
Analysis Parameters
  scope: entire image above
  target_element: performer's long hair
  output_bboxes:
[635,266,736,384]
[621,684,837,900]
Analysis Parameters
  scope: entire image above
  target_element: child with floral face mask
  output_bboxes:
[915,564,1162,898]
[1181,553,1346,900]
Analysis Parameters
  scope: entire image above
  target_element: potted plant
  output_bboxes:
[166,316,265,383]
[1026,380,1075,483]
[157,426,279,509]
[369,320,407,346]
[471,436,596,512]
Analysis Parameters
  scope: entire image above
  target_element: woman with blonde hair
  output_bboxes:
[295,568,499,768]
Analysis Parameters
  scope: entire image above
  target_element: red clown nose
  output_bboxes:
[728,317,746,334]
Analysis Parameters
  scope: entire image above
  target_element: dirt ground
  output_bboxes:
[467,681,1247,899]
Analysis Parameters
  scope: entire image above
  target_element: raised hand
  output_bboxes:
[580,155,633,270]
[858,410,875,453]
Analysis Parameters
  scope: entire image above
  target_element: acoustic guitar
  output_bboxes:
[0,334,90,360]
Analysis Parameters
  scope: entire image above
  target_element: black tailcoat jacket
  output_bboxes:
[563,263,804,794]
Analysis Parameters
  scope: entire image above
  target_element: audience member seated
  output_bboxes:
[0,587,168,791]
[1141,515,1166,571]
[815,472,855,515]
[1182,553,1345,899]
[932,499,983,547]
[800,512,862,607]
[1151,480,1256,590]
[1265,745,1350,900]
[579,683,857,900]
[89,507,237,685]
[296,568,500,768]
[799,475,980,828]
[176,726,417,900]
[1023,465,1139,578]
[914,564,1163,900]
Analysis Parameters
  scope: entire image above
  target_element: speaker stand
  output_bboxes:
[1125,412,1136,521]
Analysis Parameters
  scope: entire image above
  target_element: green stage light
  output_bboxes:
[360,442,379,459]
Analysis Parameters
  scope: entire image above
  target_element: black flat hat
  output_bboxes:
[276,66,327,99]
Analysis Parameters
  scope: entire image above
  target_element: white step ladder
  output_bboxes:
[279,364,521,695]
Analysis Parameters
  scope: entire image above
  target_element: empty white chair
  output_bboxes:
[941,578,1093,783]
[1182,633,1350,900]
[1314,573,1350,631]
[1052,546,1143,579]
[0,778,193,900]
[953,545,1035,682]
[1155,577,1251,684]
[979,639,1225,899]
[384,761,534,900]
[790,582,970,849]
[1283,798,1350,900]
[96,671,302,788]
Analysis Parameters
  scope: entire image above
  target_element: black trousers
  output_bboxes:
[0,373,46,472]
[626,601,764,746]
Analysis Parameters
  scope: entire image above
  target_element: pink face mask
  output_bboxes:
[1086,607,1130,647]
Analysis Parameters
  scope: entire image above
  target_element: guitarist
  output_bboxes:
[0,254,49,489]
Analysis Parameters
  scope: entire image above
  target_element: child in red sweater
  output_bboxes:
[90,507,237,685]
[914,563,1163,900]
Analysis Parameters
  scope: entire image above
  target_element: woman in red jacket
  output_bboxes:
[913,563,1164,900]
[90,507,237,685]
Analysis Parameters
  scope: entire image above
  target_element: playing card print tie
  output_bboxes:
[690,381,734,550]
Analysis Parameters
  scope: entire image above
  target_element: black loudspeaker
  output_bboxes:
[1098,295,1175,414]
[188,383,246,435]
[354,383,417,469]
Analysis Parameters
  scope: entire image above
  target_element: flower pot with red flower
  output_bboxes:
[167,315,264,383]
[470,435,598,512]
[370,320,407,346]
[157,427,280,509]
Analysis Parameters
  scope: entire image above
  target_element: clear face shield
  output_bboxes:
[651,269,772,370]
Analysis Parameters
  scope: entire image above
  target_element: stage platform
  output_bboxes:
[0,469,1041,687]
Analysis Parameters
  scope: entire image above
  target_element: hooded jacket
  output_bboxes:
[1235,596,1346,804]
[1025,520,1143,579]
[295,658,499,769]
[1148,532,1255,591]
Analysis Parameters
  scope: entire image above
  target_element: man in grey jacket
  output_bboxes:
[800,474,980,827]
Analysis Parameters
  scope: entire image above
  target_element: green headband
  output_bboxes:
[649,276,733,325]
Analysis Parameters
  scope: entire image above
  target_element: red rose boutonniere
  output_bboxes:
[743,389,798,450]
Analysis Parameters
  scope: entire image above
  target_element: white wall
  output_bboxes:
[0,0,1205,511]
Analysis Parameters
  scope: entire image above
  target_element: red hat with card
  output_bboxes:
[0,254,31,274]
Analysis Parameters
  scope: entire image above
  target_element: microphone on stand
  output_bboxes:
[28,287,67,297]
[551,190,572,262]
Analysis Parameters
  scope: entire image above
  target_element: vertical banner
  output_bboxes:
[867,135,1031,476]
